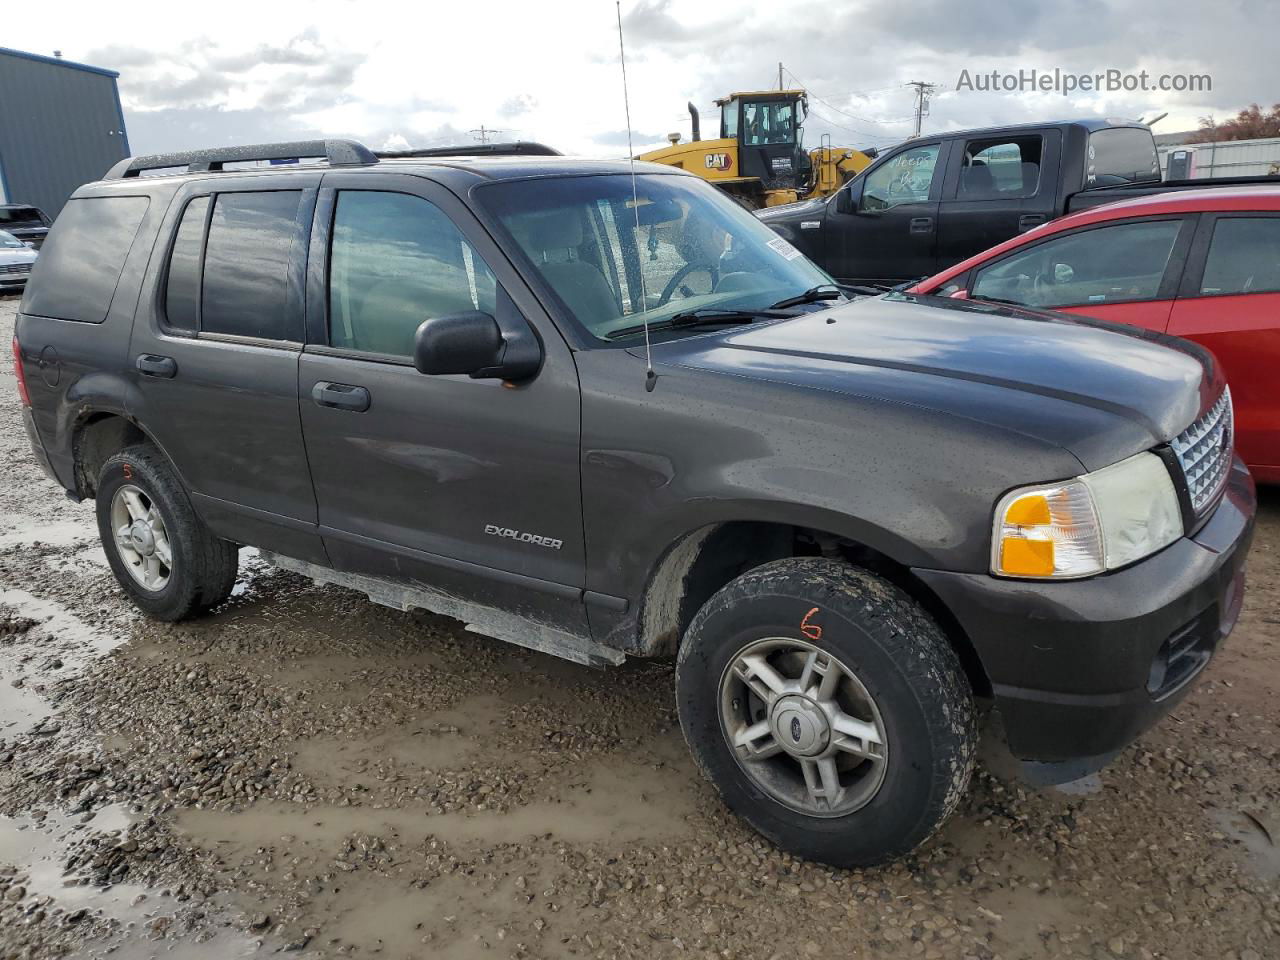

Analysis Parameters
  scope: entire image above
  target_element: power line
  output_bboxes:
[784,67,918,129]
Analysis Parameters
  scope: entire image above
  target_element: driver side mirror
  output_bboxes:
[413,311,540,382]
[835,183,859,215]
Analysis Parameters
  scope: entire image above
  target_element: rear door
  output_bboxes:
[828,139,948,284]
[297,172,588,635]
[126,174,326,563]
[1169,212,1280,475]
[967,215,1196,333]
[936,130,1060,269]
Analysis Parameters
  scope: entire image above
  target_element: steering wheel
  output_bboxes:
[658,261,719,305]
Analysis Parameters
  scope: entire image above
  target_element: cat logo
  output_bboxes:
[704,153,732,171]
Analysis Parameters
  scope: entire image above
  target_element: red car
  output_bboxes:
[911,186,1280,483]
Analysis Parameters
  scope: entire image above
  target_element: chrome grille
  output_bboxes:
[0,263,30,276]
[1171,388,1233,514]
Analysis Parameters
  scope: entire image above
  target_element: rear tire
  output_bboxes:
[95,445,239,621]
[675,557,976,867]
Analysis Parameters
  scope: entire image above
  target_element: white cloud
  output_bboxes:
[11,0,1275,158]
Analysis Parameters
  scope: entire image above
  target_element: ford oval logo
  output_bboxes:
[790,717,802,742]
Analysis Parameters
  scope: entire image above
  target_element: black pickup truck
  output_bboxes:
[758,118,1276,285]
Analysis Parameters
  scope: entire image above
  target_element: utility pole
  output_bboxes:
[779,61,784,91]
[469,124,503,144]
[906,81,939,138]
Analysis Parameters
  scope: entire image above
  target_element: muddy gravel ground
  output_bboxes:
[1,295,1278,960]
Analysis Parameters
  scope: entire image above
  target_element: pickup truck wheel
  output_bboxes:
[95,445,239,621]
[676,557,976,867]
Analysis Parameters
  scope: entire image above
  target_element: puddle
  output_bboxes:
[0,588,125,661]
[0,804,147,921]
[321,872,552,959]
[0,589,127,737]
[0,805,265,959]
[0,517,96,550]
[1211,807,1280,880]
[179,756,699,851]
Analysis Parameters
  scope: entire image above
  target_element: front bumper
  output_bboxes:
[0,275,29,291]
[915,459,1256,779]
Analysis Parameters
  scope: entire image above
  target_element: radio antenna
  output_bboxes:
[615,0,657,392]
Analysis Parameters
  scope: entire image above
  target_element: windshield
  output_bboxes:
[742,101,795,146]
[476,173,831,342]
[0,206,45,225]
[0,230,24,248]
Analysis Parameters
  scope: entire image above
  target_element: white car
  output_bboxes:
[0,229,37,293]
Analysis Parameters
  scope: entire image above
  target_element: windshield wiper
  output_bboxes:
[606,307,787,341]
[769,285,846,309]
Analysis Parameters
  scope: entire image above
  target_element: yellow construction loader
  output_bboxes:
[637,90,874,208]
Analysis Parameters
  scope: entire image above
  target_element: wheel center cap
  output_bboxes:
[770,695,830,757]
[129,521,156,556]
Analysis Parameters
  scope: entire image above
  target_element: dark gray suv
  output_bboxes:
[13,139,1255,867]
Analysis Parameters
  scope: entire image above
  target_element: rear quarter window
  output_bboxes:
[21,196,150,323]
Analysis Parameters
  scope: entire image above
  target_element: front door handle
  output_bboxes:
[136,354,177,378]
[909,216,935,235]
[1018,214,1048,232]
[312,381,371,412]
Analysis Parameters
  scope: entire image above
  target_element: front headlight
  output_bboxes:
[992,452,1183,579]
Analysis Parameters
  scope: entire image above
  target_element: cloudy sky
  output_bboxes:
[10,0,1275,158]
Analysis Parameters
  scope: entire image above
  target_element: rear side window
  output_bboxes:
[958,136,1042,200]
[201,191,302,340]
[1087,128,1160,186]
[328,191,497,357]
[164,196,209,333]
[21,196,149,323]
[1200,217,1280,296]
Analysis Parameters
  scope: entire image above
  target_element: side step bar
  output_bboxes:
[259,551,626,668]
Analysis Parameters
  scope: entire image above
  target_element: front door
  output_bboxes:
[829,140,946,284]
[297,173,587,633]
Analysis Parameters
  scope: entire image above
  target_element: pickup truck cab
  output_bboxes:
[758,118,1175,284]
[13,140,1255,868]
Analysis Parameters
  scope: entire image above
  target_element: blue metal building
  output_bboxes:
[0,47,129,217]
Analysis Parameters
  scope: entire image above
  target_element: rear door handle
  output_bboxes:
[1018,214,1048,232]
[909,217,935,235]
[312,381,371,412]
[136,354,177,378]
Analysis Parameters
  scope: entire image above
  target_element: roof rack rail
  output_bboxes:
[103,139,378,180]
[375,141,562,159]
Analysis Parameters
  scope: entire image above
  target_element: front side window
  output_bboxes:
[972,219,1183,309]
[1200,217,1280,296]
[958,136,1042,200]
[862,144,940,212]
[201,191,302,340]
[164,196,209,333]
[741,101,795,146]
[328,191,498,357]
[476,173,831,342]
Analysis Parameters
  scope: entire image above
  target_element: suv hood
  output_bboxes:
[650,294,1219,471]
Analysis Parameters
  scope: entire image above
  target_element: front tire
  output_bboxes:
[675,557,976,868]
[95,445,239,621]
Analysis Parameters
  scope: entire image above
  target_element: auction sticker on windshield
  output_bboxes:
[767,236,803,261]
